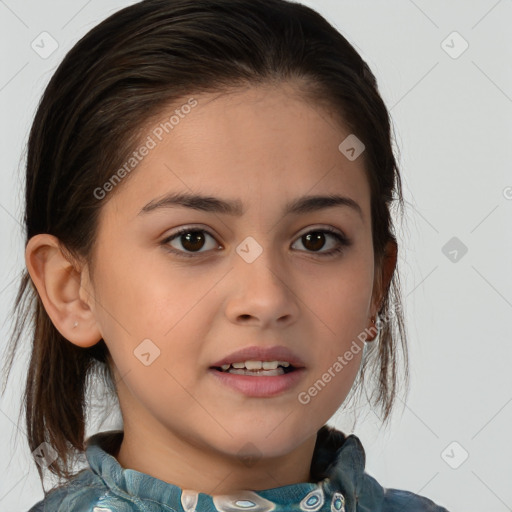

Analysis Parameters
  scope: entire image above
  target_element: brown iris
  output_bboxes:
[302,231,326,252]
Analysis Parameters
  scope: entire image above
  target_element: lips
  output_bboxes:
[209,345,306,369]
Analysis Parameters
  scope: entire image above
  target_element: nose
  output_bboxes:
[224,240,300,328]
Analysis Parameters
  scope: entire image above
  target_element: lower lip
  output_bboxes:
[209,367,306,397]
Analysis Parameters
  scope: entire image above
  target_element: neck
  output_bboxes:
[115,420,318,495]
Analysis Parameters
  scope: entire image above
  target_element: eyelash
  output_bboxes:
[161,226,351,259]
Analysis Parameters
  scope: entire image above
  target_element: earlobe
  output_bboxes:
[25,234,102,348]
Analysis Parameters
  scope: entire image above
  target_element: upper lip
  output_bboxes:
[210,345,306,368]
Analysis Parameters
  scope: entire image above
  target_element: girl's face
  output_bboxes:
[81,83,388,480]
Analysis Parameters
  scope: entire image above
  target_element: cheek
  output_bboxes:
[306,255,374,333]
[95,264,209,425]
[91,250,212,380]
[93,242,200,333]
[299,252,374,398]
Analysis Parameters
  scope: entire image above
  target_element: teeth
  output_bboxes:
[245,360,262,370]
[218,360,291,371]
[228,367,285,376]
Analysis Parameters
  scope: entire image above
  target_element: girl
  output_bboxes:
[2,0,450,510]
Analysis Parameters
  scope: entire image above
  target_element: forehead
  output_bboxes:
[101,83,371,222]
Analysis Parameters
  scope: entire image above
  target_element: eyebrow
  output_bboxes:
[138,192,363,220]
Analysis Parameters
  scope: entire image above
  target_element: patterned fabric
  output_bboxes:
[27,425,450,511]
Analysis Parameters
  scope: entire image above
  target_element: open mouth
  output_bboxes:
[210,362,297,376]
[209,359,306,396]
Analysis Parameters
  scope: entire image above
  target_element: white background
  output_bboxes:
[0,1,511,511]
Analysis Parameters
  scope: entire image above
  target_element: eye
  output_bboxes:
[161,227,220,258]
[291,227,351,257]
[161,226,351,259]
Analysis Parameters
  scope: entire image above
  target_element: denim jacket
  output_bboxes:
[28,425,450,512]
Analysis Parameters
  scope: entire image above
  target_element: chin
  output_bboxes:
[218,424,311,459]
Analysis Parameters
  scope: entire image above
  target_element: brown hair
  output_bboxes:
[1,0,409,490]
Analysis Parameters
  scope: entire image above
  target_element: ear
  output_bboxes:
[366,239,398,341]
[25,234,102,348]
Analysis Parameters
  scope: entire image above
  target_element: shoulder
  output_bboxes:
[358,470,450,512]
[327,430,451,512]
[26,468,109,512]
[381,486,451,511]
